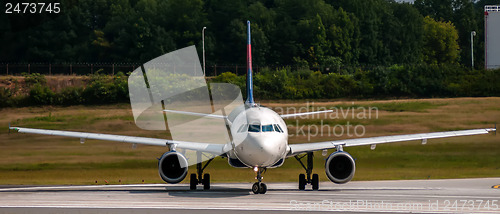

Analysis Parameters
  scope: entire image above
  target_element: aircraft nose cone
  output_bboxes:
[238,134,280,166]
[247,134,273,153]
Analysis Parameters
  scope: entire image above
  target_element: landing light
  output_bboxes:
[253,166,258,172]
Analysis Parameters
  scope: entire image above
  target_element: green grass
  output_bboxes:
[372,101,446,112]
[0,159,156,171]
[20,113,65,122]
[326,101,446,113]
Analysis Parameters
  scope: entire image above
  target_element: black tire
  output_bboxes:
[203,174,210,190]
[190,173,197,190]
[259,183,267,194]
[299,174,306,190]
[312,174,319,190]
[252,182,260,194]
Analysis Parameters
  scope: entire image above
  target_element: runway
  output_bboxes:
[0,178,499,213]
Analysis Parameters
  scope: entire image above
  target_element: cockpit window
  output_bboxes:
[262,125,273,132]
[274,124,284,133]
[248,124,260,132]
[243,124,284,133]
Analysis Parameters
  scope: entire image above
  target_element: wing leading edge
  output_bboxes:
[9,127,228,155]
[280,110,333,119]
[288,128,496,156]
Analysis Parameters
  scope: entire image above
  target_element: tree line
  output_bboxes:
[1,0,497,69]
[1,64,499,108]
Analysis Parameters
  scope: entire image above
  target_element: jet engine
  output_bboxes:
[325,151,355,184]
[158,151,188,184]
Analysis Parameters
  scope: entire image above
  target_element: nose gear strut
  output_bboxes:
[252,167,267,194]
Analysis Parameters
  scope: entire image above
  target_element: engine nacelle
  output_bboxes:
[325,151,356,184]
[158,151,188,184]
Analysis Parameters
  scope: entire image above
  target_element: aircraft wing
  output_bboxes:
[163,109,227,119]
[288,128,496,156]
[9,126,228,155]
[280,110,333,119]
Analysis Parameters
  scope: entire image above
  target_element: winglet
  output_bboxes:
[8,123,19,133]
[486,123,497,135]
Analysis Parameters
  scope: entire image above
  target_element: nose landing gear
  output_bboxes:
[252,167,267,194]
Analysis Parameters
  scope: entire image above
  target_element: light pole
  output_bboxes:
[471,31,476,69]
[202,27,207,76]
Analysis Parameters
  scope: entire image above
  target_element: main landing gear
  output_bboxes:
[190,156,214,190]
[295,152,319,190]
[252,167,267,194]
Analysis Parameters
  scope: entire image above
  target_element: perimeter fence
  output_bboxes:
[0,63,315,76]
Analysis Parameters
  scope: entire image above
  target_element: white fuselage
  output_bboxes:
[229,106,289,167]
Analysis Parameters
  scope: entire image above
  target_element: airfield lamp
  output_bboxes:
[471,31,476,69]
[202,27,207,76]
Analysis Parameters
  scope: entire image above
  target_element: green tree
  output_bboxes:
[453,0,478,67]
[422,16,460,64]
[102,0,137,62]
[329,0,390,64]
[415,0,484,67]
[247,2,275,65]
[328,8,360,65]
[164,0,207,47]
[388,3,424,64]
[297,14,329,67]
[414,0,454,22]
[271,0,336,65]
[205,0,247,64]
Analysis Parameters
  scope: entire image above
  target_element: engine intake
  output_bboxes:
[325,151,355,184]
[158,151,188,184]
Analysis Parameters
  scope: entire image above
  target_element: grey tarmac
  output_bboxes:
[0,178,499,213]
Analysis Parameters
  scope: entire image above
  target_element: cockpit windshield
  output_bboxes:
[248,124,260,132]
[262,125,273,132]
[237,124,284,133]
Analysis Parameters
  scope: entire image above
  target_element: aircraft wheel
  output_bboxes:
[203,174,210,190]
[252,182,260,194]
[299,174,306,190]
[312,174,319,190]
[259,183,267,194]
[190,173,197,190]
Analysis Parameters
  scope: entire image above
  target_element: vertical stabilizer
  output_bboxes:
[245,20,255,105]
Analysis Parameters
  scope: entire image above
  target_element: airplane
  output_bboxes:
[9,21,496,194]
